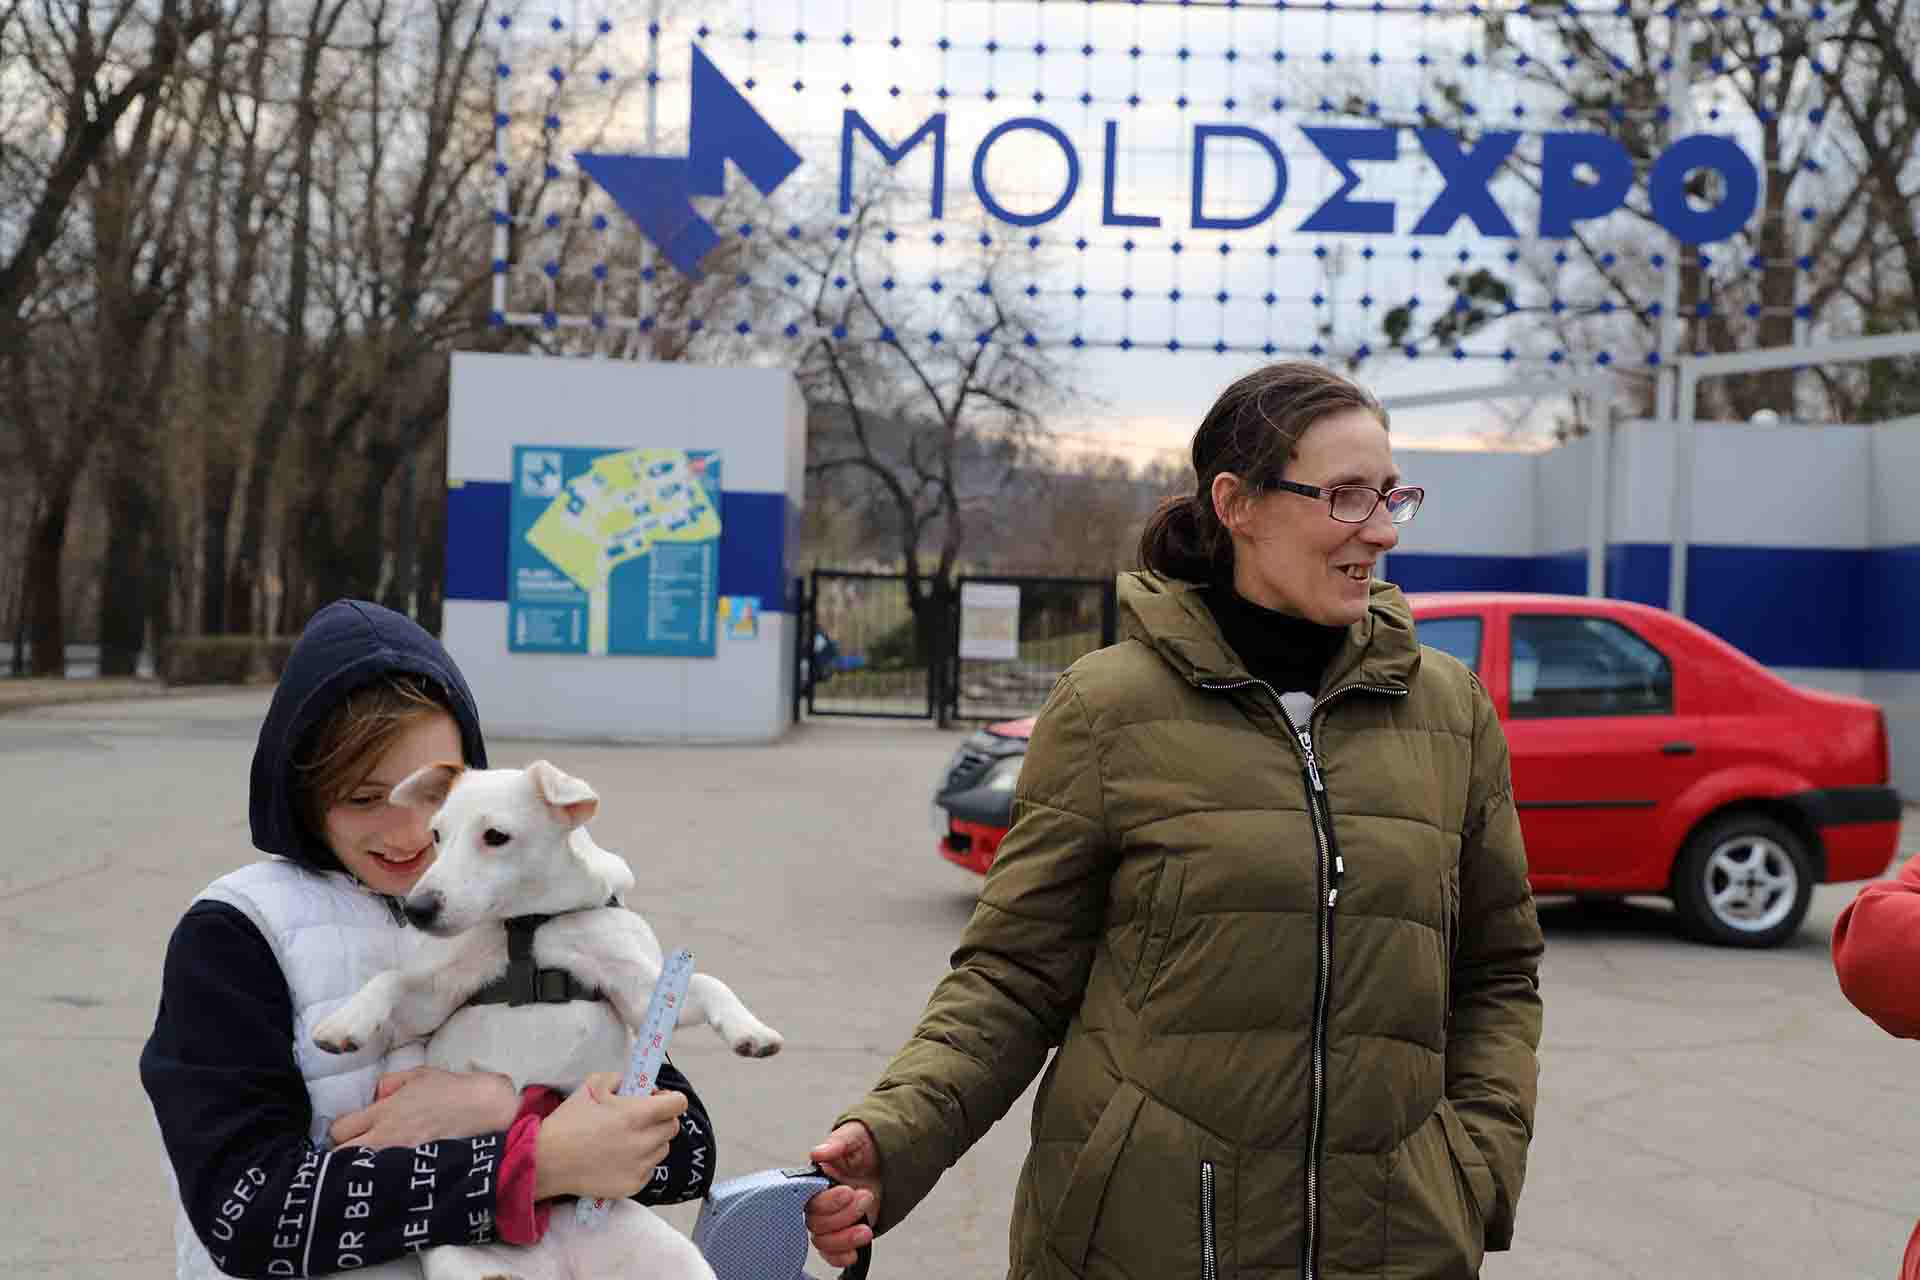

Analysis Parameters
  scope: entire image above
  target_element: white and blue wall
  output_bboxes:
[1387,416,1920,795]
[443,354,805,743]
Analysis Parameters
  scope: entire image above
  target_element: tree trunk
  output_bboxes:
[23,476,78,677]
[201,457,236,633]
[98,449,158,675]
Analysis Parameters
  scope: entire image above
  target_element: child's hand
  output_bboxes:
[328,1066,517,1149]
[533,1072,687,1201]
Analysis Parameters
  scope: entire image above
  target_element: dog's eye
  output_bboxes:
[430,829,440,845]
[482,828,511,848]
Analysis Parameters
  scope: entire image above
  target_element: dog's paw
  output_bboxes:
[728,1022,783,1058]
[313,1011,382,1056]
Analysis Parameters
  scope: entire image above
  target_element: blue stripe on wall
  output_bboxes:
[1387,542,1920,671]
[717,491,790,610]
[446,482,509,601]
[445,482,791,613]
[1605,543,1670,607]
[1386,551,1587,596]
[1867,545,1920,671]
[1687,545,1866,670]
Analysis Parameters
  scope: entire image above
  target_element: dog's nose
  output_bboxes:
[403,893,442,930]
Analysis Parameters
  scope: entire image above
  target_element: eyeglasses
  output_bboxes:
[1270,479,1424,525]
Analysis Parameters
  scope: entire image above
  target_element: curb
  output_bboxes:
[0,680,258,715]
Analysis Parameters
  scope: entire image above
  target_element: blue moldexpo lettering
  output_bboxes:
[1648,133,1760,244]
[972,117,1080,227]
[1299,127,1398,234]
[1192,124,1288,231]
[1102,121,1159,228]
[841,110,948,218]
[1538,132,1635,237]
[1411,129,1518,237]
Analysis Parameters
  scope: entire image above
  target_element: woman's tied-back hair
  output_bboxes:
[1137,361,1389,585]
[294,673,452,838]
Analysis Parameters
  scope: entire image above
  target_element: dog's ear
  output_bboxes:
[390,762,463,810]
[526,760,599,829]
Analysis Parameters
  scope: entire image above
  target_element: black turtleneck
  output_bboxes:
[1201,584,1351,696]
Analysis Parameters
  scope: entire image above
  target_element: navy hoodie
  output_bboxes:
[140,600,714,1277]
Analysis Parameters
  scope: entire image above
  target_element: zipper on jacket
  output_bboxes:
[1202,678,1337,1280]
[1201,1159,1217,1280]
[1201,677,1403,1280]
[1289,707,1336,1280]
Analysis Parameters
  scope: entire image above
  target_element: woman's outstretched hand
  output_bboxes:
[806,1121,883,1269]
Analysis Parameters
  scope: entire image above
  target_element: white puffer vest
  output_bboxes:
[170,859,424,1280]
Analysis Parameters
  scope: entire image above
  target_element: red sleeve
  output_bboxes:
[1832,853,1920,1039]
[495,1086,565,1245]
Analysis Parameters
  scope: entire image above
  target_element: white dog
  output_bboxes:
[312,759,783,1280]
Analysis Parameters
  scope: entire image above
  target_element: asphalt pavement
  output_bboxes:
[1,691,1915,1278]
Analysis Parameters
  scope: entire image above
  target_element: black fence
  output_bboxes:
[793,569,1116,725]
[795,570,937,720]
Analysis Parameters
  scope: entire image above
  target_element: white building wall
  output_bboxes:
[445,354,803,744]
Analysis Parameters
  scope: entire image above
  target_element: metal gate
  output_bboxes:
[794,570,1118,724]
[944,574,1117,724]
[795,570,936,719]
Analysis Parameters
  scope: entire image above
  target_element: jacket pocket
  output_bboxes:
[1046,1081,1147,1272]
[1126,858,1187,1014]
[1437,1098,1496,1228]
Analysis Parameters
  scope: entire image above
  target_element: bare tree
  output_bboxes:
[777,185,1074,721]
[2,0,216,674]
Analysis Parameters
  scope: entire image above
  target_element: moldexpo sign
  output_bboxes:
[579,48,1760,278]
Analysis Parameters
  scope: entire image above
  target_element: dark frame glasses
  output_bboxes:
[1270,479,1425,524]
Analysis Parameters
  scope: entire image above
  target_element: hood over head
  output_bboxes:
[249,599,486,873]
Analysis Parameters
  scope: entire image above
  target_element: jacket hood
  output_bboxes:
[1116,570,1421,694]
[249,600,487,873]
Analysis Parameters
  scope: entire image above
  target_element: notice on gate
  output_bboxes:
[958,583,1022,661]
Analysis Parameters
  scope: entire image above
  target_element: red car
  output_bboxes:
[933,592,1902,948]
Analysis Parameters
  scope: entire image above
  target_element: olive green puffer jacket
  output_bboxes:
[844,572,1543,1280]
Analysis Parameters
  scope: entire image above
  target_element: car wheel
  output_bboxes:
[1670,813,1813,948]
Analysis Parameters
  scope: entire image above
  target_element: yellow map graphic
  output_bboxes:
[523,448,722,593]
[522,448,721,655]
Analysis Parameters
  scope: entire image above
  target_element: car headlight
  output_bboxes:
[982,755,1023,793]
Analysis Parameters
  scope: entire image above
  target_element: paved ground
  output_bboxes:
[1,690,1916,1278]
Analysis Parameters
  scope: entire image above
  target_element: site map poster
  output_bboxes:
[509,445,723,658]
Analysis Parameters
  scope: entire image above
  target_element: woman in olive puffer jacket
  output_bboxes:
[806,362,1545,1280]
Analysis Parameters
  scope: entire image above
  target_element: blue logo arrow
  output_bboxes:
[578,48,803,278]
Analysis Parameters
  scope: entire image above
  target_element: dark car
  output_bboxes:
[931,592,1903,948]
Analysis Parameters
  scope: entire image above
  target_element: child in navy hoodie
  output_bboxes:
[141,600,715,1278]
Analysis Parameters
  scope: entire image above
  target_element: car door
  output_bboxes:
[1500,610,1709,888]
